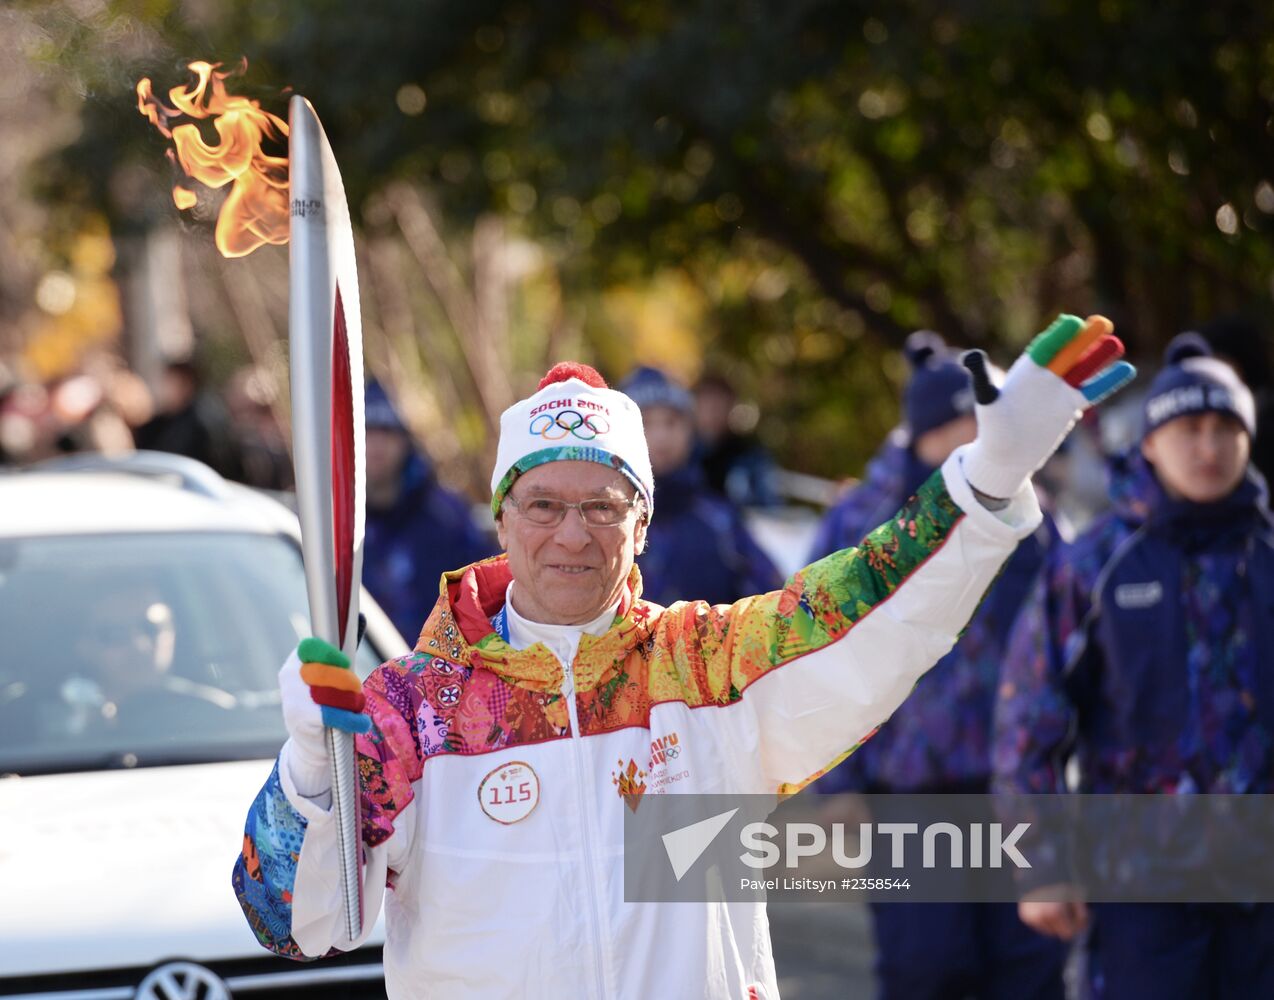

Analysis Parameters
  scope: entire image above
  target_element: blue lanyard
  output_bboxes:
[491,603,510,642]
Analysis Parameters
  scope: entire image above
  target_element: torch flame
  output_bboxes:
[136,60,289,258]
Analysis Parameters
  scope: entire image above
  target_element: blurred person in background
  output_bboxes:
[995,333,1274,998]
[134,357,243,479]
[103,366,155,437]
[46,362,148,458]
[0,361,20,466]
[806,422,908,564]
[812,332,1066,1000]
[224,364,293,491]
[70,582,179,727]
[0,379,61,465]
[1,577,222,748]
[1198,314,1274,484]
[620,365,782,606]
[1034,411,1107,535]
[361,380,493,643]
[0,358,153,466]
[692,370,781,507]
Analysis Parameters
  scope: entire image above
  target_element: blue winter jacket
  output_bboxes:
[994,452,1274,796]
[363,452,494,643]
[805,432,909,561]
[814,437,1055,792]
[637,462,783,608]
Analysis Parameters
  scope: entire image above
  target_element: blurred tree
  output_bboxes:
[14,0,1274,479]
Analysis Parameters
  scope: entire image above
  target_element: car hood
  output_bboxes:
[0,759,383,976]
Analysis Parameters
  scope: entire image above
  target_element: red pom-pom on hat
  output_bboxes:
[538,361,608,390]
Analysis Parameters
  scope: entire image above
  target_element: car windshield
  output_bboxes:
[0,531,382,776]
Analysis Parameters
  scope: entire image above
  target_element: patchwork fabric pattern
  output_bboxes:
[232,762,315,961]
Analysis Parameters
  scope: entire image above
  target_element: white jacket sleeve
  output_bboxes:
[674,447,1041,794]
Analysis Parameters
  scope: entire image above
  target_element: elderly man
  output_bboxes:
[234,318,1132,999]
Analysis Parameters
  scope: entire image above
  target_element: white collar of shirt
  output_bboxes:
[503,581,619,668]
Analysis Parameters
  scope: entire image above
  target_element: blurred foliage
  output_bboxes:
[21,222,124,380]
[14,0,1274,479]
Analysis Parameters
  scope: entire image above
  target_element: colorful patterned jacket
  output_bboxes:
[994,452,1274,797]
[812,439,1056,792]
[233,451,1042,1000]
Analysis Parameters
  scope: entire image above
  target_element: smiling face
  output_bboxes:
[495,460,648,625]
[1141,410,1250,503]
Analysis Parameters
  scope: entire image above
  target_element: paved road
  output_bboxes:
[770,900,1085,999]
[770,899,876,999]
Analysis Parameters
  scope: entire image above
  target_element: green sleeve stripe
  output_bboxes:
[1025,314,1083,366]
[783,469,965,660]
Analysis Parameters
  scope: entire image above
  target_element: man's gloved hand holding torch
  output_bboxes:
[279,636,371,798]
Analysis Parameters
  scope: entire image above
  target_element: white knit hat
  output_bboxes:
[490,362,653,518]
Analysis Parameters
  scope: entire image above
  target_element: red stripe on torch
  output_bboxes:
[331,283,355,642]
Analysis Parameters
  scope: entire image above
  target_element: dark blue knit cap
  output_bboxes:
[1142,332,1255,440]
[365,380,407,432]
[618,365,695,415]
[901,331,975,440]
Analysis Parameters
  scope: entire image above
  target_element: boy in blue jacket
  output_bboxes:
[995,333,1274,998]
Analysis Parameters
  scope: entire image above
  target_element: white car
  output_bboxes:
[0,452,406,999]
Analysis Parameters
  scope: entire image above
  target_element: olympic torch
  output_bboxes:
[287,95,366,941]
[134,66,366,938]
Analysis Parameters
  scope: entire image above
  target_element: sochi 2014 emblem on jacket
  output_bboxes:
[612,758,647,811]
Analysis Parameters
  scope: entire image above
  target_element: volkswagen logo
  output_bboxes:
[136,962,230,1000]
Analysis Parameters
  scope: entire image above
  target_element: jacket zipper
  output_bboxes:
[561,656,610,1000]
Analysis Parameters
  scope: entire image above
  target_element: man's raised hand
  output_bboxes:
[959,314,1135,501]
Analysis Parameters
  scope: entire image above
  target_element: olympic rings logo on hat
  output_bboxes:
[529,410,611,441]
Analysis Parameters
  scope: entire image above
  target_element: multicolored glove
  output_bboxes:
[959,314,1135,500]
[278,637,371,797]
[295,637,371,734]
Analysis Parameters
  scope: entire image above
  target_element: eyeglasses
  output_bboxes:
[504,492,639,527]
